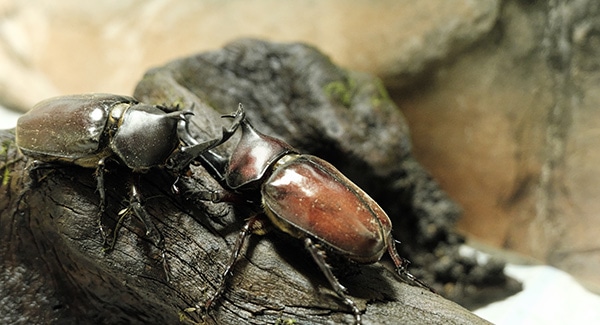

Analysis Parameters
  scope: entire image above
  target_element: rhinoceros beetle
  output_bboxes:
[173,105,434,324]
[15,93,198,279]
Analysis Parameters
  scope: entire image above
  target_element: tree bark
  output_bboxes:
[0,39,506,324]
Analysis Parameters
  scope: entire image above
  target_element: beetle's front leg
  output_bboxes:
[304,237,362,325]
[103,178,170,281]
[128,180,170,282]
[204,215,253,313]
[95,157,111,248]
[199,215,270,317]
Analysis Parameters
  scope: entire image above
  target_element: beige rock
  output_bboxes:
[0,1,59,109]
[0,0,498,110]
[395,0,600,292]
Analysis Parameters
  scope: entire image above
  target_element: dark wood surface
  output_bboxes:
[0,39,512,324]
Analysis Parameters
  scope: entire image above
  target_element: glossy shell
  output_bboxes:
[110,104,179,170]
[16,93,181,171]
[16,94,136,167]
[226,121,294,189]
[262,154,392,263]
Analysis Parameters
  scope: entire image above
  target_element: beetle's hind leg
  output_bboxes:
[386,237,436,293]
[25,160,61,187]
[304,237,362,325]
[14,159,53,212]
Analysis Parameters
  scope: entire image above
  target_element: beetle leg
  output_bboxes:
[304,237,362,325]
[128,181,170,282]
[204,215,265,314]
[386,237,436,293]
[107,205,130,251]
[95,157,111,249]
[26,160,56,186]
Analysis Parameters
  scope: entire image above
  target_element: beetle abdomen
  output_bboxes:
[262,154,390,263]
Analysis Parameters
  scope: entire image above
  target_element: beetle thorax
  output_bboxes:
[225,121,295,189]
[108,104,180,171]
[106,103,131,136]
[272,153,299,170]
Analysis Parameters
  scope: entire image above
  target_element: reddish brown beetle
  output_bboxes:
[174,105,434,324]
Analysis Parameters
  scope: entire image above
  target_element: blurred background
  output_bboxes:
[2,0,600,323]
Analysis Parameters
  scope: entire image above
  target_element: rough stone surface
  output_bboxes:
[392,0,600,292]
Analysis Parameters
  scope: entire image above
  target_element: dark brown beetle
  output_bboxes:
[174,105,435,324]
[16,93,196,279]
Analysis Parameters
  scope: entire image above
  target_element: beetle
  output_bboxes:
[15,93,195,279]
[173,105,435,324]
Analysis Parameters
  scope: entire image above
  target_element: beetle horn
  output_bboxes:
[221,103,246,123]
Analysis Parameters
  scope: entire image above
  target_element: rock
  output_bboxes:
[392,0,600,292]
